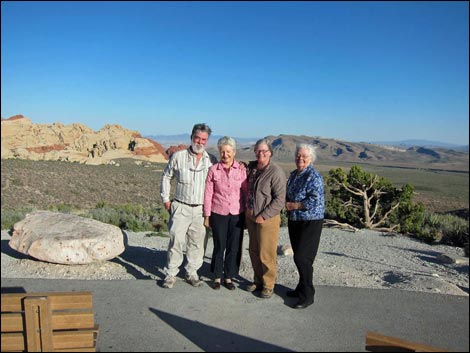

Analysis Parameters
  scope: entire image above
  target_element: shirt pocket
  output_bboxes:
[232,172,244,181]
[178,169,192,184]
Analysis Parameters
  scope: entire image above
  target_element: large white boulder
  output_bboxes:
[9,211,125,265]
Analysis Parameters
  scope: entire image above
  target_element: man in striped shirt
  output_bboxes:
[160,123,218,288]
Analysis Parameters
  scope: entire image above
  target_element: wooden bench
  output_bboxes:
[1,291,99,352]
[366,331,448,352]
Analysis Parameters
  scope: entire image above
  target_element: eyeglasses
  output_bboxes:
[296,154,311,159]
[256,150,270,155]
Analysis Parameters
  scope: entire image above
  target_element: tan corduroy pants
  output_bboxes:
[246,213,281,290]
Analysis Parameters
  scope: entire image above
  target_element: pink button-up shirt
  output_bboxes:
[204,160,248,217]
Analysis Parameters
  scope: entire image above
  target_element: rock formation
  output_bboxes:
[165,144,188,157]
[1,115,168,164]
[9,211,125,264]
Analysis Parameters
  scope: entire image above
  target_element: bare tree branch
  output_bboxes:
[373,202,401,228]
[324,219,358,232]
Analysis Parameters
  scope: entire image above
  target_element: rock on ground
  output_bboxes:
[9,211,124,264]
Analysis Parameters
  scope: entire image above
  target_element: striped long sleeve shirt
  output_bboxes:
[160,148,218,205]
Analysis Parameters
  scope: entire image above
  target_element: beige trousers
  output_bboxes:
[246,213,281,290]
[164,201,206,278]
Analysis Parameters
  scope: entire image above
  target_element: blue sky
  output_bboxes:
[1,1,469,144]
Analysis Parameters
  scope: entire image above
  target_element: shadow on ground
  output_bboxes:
[149,307,293,352]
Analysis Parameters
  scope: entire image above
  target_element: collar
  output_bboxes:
[216,160,240,170]
[293,164,313,176]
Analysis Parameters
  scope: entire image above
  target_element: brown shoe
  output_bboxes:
[246,283,262,292]
[260,288,273,299]
[224,281,236,290]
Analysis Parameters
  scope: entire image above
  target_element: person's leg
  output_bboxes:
[224,213,244,279]
[185,205,206,279]
[246,215,263,288]
[292,219,323,303]
[209,213,228,280]
[236,213,246,270]
[288,220,301,293]
[258,215,281,290]
[164,202,192,278]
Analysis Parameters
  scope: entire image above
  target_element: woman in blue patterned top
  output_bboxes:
[285,143,324,309]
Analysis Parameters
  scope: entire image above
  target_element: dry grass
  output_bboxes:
[1,158,167,210]
[1,158,468,215]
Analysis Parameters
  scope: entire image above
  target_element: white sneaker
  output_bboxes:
[163,276,176,289]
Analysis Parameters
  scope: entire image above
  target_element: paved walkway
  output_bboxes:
[1,278,468,352]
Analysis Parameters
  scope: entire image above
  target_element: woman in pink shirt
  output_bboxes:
[204,136,248,290]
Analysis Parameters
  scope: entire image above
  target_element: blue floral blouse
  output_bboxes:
[286,165,325,221]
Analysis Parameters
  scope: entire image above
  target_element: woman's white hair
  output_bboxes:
[217,136,237,150]
[296,143,317,163]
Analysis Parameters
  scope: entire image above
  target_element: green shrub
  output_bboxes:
[0,208,34,230]
[414,212,469,246]
[280,209,288,227]
[86,207,122,227]
[47,203,77,214]
[413,225,443,244]
[438,214,469,247]
[85,203,168,232]
[395,202,426,234]
[1,203,169,233]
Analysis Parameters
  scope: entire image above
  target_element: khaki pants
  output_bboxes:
[246,213,281,290]
[165,201,206,278]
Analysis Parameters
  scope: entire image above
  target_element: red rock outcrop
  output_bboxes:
[1,115,168,164]
[166,144,188,157]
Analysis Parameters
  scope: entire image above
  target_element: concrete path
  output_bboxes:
[1,278,468,352]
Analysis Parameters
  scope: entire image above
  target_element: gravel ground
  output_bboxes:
[1,228,468,296]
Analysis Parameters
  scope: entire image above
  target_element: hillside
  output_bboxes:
[231,134,469,172]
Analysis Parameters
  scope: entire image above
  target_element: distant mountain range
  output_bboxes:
[145,133,468,172]
[147,134,468,152]
[146,134,259,147]
[369,139,469,152]
[248,135,468,171]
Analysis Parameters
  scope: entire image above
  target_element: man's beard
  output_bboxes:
[191,142,205,154]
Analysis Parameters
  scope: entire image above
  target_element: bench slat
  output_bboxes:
[54,347,97,352]
[1,310,96,332]
[1,313,23,332]
[1,292,93,312]
[52,311,95,329]
[0,332,24,351]
[53,329,96,350]
[0,329,99,351]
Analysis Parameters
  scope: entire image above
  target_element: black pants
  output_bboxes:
[210,212,245,279]
[288,219,323,302]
